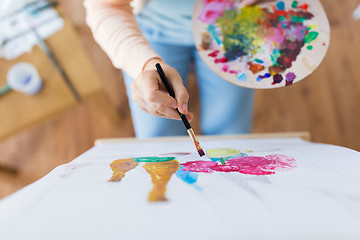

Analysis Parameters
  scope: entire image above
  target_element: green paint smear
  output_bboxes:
[304,31,319,43]
[219,158,227,165]
[271,49,281,65]
[292,1,298,8]
[307,45,313,50]
[133,157,175,163]
[292,15,306,23]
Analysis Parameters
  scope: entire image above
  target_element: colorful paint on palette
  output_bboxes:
[198,0,320,86]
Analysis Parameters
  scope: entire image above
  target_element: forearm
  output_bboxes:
[84,0,161,78]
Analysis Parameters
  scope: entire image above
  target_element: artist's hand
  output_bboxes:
[131,58,193,121]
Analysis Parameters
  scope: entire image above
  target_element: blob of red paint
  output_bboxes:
[215,57,228,63]
[181,154,296,175]
[298,3,308,11]
[208,50,220,57]
[222,64,230,72]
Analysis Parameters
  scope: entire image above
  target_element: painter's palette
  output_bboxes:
[193,0,330,88]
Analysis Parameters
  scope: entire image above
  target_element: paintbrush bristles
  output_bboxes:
[187,128,205,157]
[197,149,205,157]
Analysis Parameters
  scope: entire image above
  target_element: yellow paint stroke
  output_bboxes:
[207,148,241,158]
[143,160,180,202]
[307,24,318,30]
[109,159,139,182]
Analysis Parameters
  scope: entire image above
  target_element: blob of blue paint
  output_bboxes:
[175,167,198,185]
[237,73,247,82]
[276,1,285,10]
[210,153,248,162]
[257,73,271,82]
[207,24,222,45]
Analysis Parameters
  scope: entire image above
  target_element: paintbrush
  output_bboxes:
[155,63,205,157]
[0,85,11,97]
[30,26,82,102]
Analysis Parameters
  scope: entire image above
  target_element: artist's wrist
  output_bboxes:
[143,57,164,72]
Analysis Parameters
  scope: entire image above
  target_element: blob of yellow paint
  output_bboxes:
[207,148,241,158]
[143,160,180,202]
[109,158,139,182]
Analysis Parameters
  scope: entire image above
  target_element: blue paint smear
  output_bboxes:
[257,73,271,82]
[237,73,247,82]
[207,25,222,45]
[175,167,202,191]
[276,1,285,10]
[210,157,222,162]
[210,153,249,162]
[18,75,32,85]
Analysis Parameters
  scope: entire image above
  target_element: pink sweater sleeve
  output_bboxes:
[84,0,161,78]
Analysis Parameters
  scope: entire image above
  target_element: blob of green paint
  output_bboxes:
[304,31,319,44]
[307,45,313,50]
[133,157,175,162]
[292,1,298,8]
[292,15,306,23]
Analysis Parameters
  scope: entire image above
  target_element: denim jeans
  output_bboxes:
[123,27,254,138]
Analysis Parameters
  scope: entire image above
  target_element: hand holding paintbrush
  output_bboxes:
[131,59,193,121]
[155,63,205,157]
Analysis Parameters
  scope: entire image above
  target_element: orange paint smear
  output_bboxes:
[247,62,265,74]
[143,160,180,202]
[109,159,139,182]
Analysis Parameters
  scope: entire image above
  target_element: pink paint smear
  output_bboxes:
[181,154,296,175]
[198,0,233,24]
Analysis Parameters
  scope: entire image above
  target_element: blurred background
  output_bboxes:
[0,0,359,199]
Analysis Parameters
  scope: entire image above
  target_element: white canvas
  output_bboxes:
[0,137,359,240]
